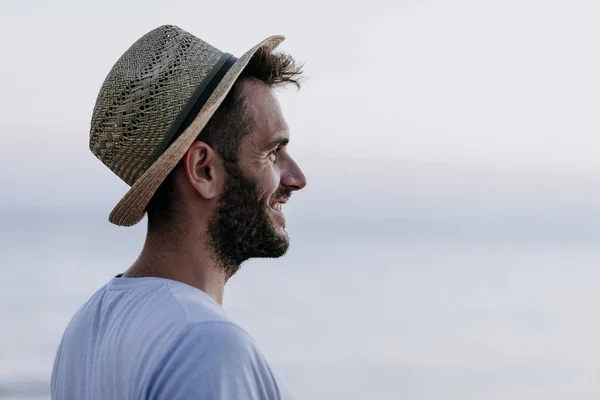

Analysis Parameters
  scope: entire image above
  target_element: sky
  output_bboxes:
[1,0,600,216]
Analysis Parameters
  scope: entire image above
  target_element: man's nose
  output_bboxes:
[282,157,307,191]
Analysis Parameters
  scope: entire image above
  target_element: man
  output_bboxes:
[51,25,307,399]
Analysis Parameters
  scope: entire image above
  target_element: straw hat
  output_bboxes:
[89,25,284,227]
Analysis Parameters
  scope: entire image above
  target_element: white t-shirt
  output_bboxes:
[51,276,293,400]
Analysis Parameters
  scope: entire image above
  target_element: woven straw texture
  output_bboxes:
[90,25,224,186]
[88,24,283,226]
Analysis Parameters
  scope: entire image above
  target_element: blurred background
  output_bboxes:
[2,0,600,399]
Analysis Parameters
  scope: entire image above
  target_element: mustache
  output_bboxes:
[272,187,292,203]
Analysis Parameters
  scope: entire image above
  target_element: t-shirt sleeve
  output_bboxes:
[148,321,288,400]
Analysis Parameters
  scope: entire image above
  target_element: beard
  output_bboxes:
[207,161,291,278]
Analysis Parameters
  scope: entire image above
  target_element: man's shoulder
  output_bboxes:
[92,277,232,329]
[128,281,293,399]
[151,320,289,399]
[177,319,257,355]
[123,278,252,358]
[70,277,241,353]
[163,278,232,325]
[162,280,258,360]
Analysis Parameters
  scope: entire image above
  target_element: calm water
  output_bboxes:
[2,212,600,399]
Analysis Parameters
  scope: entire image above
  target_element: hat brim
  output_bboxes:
[108,35,285,227]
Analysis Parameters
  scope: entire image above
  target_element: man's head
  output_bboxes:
[145,48,307,276]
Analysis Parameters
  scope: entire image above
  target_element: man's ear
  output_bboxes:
[182,141,223,200]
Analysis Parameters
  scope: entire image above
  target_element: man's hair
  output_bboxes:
[146,48,303,230]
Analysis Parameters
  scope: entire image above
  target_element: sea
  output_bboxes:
[2,209,600,400]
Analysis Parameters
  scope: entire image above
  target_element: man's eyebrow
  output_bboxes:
[268,136,290,149]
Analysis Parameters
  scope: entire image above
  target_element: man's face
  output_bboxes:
[207,80,307,275]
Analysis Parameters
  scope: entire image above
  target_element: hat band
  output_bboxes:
[150,52,239,164]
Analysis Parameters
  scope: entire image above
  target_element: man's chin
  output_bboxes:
[259,228,290,259]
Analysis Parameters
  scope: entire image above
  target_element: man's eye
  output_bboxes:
[269,147,281,159]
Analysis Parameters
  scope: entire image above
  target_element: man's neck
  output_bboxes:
[122,229,228,305]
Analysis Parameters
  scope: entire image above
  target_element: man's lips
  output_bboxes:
[270,198,289,212]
